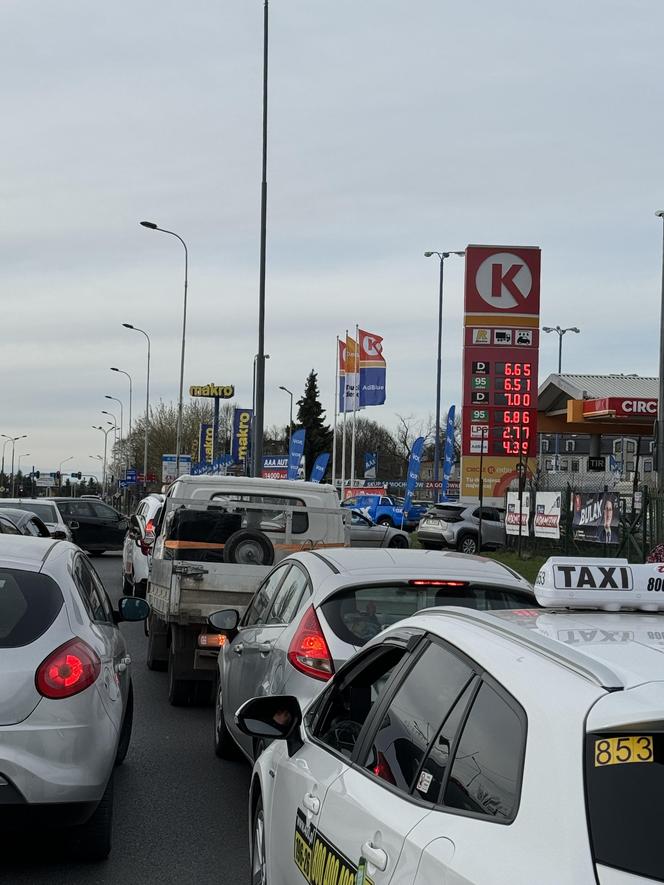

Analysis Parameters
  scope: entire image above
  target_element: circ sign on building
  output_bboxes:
[189,384,235,399]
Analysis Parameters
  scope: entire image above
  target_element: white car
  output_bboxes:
[122,493,164,597]
[237,556,664,885]
[0,498,72,541]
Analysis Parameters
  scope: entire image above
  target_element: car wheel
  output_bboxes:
[376,516,393,527]
[66,773,114,861]
[214,679,241,759]
[251,795,267,885]
[115,682,133,766]
[122,574,133,595]
[387,533,409,549]
[134,580,147,600]
[168,644,191,706]
[459,534,478,555]
[223,530,274,566]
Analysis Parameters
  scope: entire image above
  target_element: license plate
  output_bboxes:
[427,519,440,527]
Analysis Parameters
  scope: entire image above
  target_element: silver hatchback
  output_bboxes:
[418,503,506,554]
[209,548,535,763]
[0,536,149,859]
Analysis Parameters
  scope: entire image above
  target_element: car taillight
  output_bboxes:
[145,519,155,533]
[140,532,155,556]
[36,638,101,699]
[287,606,334,682]
[409,580,467,587]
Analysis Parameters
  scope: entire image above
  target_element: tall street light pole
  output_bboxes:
[58,455,73,492]
[140,222,188,476]
[105,396,124,446]
[542,326,580,469]
[110,368,133,441]
[102,410,119,445]
[123,324,151,491]
[424,250,465,499]
[92,426,113,496]
[278,386,294,449]
[1,437,11,477]
[253,0,270,478]
[656,210,664,491]
[2,434,27,497]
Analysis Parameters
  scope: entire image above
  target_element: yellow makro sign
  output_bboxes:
[189,384,234,399]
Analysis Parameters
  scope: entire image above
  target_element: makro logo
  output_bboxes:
[236,411,251,460]
[621,399,657,415]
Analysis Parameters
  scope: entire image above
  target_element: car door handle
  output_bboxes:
[302,793,320,815]
[233,643,244,655]
[258,642,273,656]
[361,842,388,872]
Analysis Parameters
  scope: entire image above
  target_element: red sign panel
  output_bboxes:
[583,398,658,419]
[462,246,541,461]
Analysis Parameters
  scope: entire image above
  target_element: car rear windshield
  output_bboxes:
[0,502,56,523]
[0,569,64,648]
[425,506,465,519]
[585,729,664,881]
[321,583,535,646]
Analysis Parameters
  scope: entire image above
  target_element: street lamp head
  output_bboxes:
[655,210,664,218]
[140,221,158,230]
[122,323,134,330]
[542,326,554,333]
[451,251,466,256]
[104,395,113,400]
[424,251,434,258]
[570,327,580,333]
[101,410,111,416]
[111,367,119,372]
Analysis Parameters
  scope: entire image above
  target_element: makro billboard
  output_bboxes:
[189,383,235,398]
[231,408,253,464]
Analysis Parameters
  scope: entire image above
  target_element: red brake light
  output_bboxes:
[145,519,155,533]
[409,580,466,587]
[36,639,101,699]
[287,606,334,682]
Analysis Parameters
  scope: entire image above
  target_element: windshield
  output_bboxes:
[585,729,664,881]
[0,502,57,523]
[321,583,535,646]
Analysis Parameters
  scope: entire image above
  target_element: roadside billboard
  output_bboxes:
[572,492,620,544]
[506,491,530,536]
[534,492,561,539]
[262,455,288,480]
[161,454,192,485]
[231,408,253,465]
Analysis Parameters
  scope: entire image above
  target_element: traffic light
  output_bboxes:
[55,471,61,480]
[34,471,40,479]
[71,472,82,480]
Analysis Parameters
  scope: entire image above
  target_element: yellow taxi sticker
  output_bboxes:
[594,735,654,767]
[294,810,373,885]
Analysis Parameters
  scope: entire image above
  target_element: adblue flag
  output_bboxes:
[441,406,456,501]
[288,429,306,481]
[403,436,426,515]
[310,453,330,483]
[358,328,386,407]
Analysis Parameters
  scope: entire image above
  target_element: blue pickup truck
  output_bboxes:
[341,494,428,530]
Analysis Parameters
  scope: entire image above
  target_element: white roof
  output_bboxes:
[0,536,60,570]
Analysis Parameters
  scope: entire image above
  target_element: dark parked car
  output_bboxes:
[52,498,128,555]
[0,508,52,537]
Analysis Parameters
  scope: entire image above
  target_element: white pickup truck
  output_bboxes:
[145,475,347,705]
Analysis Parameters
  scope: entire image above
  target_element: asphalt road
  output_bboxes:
[2,553,251,885]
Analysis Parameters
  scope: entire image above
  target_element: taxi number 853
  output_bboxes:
[594,735,653,767]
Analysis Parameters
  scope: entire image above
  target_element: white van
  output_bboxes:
[146,475,348,705]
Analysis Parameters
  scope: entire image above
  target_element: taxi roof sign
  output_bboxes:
[534,557,664,612]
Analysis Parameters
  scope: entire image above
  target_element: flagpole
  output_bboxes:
[340,330,348,498]
[331,336,339,490]
[350,325,359,484]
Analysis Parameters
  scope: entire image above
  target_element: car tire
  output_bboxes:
[115,682,133,766]
[214,679,241,760]
[376,516,394,527]
[387,534,409,549]
[223,530,274,567]
[66,773,114,861]
[146,614,168,672]
[122,574,133,595]
[458,534,479,555]
[251,794,267,885]
[88,551,106,557]
[168,643,191,706]
[134,580,147,600]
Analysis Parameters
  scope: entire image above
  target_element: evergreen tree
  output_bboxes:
[296,370,332,477]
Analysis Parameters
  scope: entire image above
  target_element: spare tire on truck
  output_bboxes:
[165,508,242,563]
[223,530,274,566]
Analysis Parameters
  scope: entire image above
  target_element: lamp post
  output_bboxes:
[252,0,270,478]
[123,324,151,490]
[140,221,188,476]
[2,435,27,497]
[542,326,580,469]
[424,250,465,499]
[251,354,270,476]
[17,454,30,493]
[101,410,118,447]
[278,386,294,450]
[656,210,664,491]
[1,437,11,478]
[58,455,73,491]
[92,426,113,496]
[110,368,133,440]
[105,396,124,447]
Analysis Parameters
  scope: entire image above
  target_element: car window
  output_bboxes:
[314,645,406,760]
[61,501,95,518]
[0,517,20,535]
[343,497,358,508]
[585,729,664,881]
[73,555,113,623]
[210,493,308,535]
[443,681,525,821]
[267,566,309,625]
[92,502,119,520]
[364,641,474,793]
[24,518,44,537]
[243,564,290,627]
[321,583,535,646]
[0,569,64,648]
[351,511,371,526]
[0,502,56,522]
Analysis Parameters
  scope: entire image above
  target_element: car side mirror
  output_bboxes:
[50,530,67,540]
[235,695,303,757]
[115,596,150,623]
[69,520,79,530]
[208,609,240,637]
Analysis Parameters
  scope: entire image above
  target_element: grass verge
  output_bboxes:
[485,550,547,584]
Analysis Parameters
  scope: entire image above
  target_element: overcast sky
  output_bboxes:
[2,0,663,477]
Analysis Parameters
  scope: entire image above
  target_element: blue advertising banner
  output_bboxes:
[191,455,234,476]
[288,429,306,481]
[231,408,253,464]
[310,453,330,483]
[441,406,456,502]
[403,436,426,516]
[363,452,377,479]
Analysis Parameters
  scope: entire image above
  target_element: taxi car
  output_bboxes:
[237,556,664,885]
